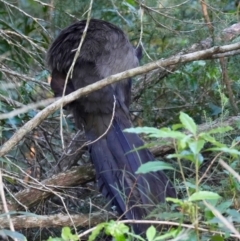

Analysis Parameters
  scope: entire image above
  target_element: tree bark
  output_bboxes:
[0,212,115,229]
[3,164,95,211]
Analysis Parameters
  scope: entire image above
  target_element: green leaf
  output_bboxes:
[208,147,240,155]
[166,197,184,205]
[184,182,197,189]
[88,223,106,241]
[127,232,145,241]
[124,127,160,137]
[204,209,215,221]
[179,112,197,135]
[154,228,178,240]
[167,151,195,162]
[207,126,233,134]
[105,221,129,241]
[178,135,192,149]
[61,227,72,240]
[125,0,135,5]
[188,191,221,202]
[210,234,224,241]
[158,128,186,139]
[199,133,225,147]
[196,153,204,166]
[47,237,62,241]
[226,209,240,222]
[171,124,183,131]
[189,140,205,155]
[146,226,156,241]
[216,200,232,213]
[124,127,186,139]
[136,161,174,174]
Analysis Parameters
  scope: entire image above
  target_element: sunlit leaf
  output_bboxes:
[207,126,233,134]
[168,151,195,162]
[178,135,192,149]
[179,112,197,135]
[199,133,225,147]
[124,127,159,137]
[146,226,156,241]
[62,227,77,241]
[189,140,205,155]
[136,161,174,174]
[125,127,186,139]
[189,191,221,202]
[88,223,106,241]
[105,221,129,241]
[171,124,183,131]
[208,147,240,155]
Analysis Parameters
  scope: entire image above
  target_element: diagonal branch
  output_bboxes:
[1,41,240,157]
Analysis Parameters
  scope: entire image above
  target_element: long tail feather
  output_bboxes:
[88,117,176,234]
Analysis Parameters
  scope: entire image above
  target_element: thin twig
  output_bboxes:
[59,0,94,149]
[203,201,240,238]
[0,169,17,241]
[0,98,55,120]
[219,159,240,182]
[199,0,213,33]
[219,57,239,115]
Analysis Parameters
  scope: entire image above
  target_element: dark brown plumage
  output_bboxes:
[47,19,176,234]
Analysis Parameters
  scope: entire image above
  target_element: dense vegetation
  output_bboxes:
[0,0,240,240]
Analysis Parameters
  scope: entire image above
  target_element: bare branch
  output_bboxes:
[1,41,240,157]
[0,212,114,229]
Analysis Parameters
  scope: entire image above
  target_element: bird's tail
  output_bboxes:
[87,116,176,234]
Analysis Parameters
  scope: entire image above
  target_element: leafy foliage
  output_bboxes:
[47,227,78,241]
[125,112,240,240]
[1,0,240,241]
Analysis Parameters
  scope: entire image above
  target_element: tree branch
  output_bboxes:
[133,21,240,101]
[1,41,240,157]
[0,212,114,229]
[4,164,94,211]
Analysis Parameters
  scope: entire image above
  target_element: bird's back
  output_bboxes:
[48,19,138,119]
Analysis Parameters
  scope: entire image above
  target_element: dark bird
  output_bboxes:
[47,19,176,234]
